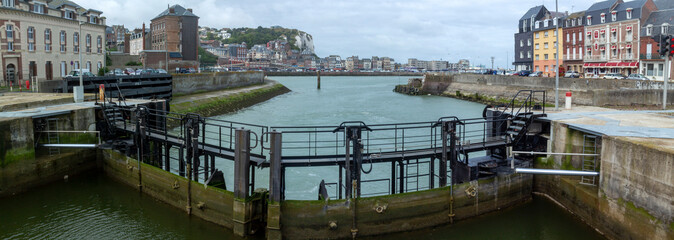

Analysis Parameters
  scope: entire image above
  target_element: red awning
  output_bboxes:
[584,62,638,68]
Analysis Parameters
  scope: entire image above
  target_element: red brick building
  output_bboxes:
[563,11,586,74]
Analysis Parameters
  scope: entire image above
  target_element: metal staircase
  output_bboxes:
[580,135,598,185]
[506,112,535,145]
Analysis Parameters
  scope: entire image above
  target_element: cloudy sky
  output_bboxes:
[79,0,599,68]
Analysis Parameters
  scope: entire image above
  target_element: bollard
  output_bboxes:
[99,84,105,102]
[25,80,30,90]
[565,92,572,110]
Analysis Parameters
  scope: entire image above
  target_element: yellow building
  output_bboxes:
[532,17,563,77]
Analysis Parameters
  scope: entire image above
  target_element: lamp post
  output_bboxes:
[79,21,84,88]
[554,0,560,111]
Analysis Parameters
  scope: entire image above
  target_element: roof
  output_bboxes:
[567,11,586,19]
[643,8,674,25]
[654,0,674,10]
[47,0,81,9]
[615,0,647,11]
[520,5,546,20]
[587,0,621,12]
[152,4,198,21]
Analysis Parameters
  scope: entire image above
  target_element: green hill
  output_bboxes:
[205,26,302,50]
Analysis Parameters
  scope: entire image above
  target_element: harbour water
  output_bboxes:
[0,76,604,239]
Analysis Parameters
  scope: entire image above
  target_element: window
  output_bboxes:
[627,9,632,19]
[535,54,540,60]
[520,51,524,58]
[29,43,35,51]
[573,33,576,44]
[86,34,91,53]
[554,41,557,49]
[566,33,570,42]
[544,20,549,27]
[522,20,527,32]
[74,32,79,53]
[28,27,34,41]
[97,36,102,53]
[90,16,97,24]
[535,21,540,29]
[554,53,557,59]
[663,24,669,35]
[86,61,91,71]
[566,48,570,59]
[646,25,653,36]
[6,24,13,39]
[600,14,605,23]
[611,11,617,21]
[535,43,540,50]
[33,3,44,14]
[535,33,540,39]
[65,10,75,20]
[587,31,592,41]
[554,30,557,36]
[2,0,14,8]
[545,66,549,72]
[578,18,582,26]
[520,40,523,47]
[544,31,549,38]
[7,42,13,51]
[536,66,540,71]
[97,62,102,72]
[544,54,549,60]
[527,51,531,58]
[553,18,558,26]
[60,61,66,77]
[587,16,592,25]
[60,31,66,52]
[527,39,531,46]
[544,43,548,49]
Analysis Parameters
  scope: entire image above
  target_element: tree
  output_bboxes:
[198,46,218,66]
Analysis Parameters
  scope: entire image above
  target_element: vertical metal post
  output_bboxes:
[344,127,351,199]
[339,164,343,199]
[269,131,283,202]
[234,128,251,199]
[399,160,404,193]
[204,154,209,181]
[179,145,185,177]
[439,121,448,187]
[391,161,396,194]
[554,0,560,111]
[164,144,170,171]
[430,156,435,189]
[449,121,458,184]
[664,52,670,110]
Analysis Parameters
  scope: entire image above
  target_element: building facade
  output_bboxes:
[533,14,565,77]
[640,8,674,80]
[563,11,586,74]
[514,6,548,71]
[1,0,106,86]
[583,0,657,77]
[150,5,199,61]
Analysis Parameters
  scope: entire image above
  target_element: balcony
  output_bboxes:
[585,55,607,62]
[640,53,665,60]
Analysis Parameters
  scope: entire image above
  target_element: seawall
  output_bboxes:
[172,72,265,96]
[419,74,674,106]
[266,72,423,77]
[170,81,290,118]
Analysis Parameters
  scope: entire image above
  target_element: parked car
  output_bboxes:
[564,70,580,78]
[66,69,94,77]
[124,68,136,75]
[513,70,531,76]
[156,69,168,74]
[135,69,143,75]
[626,73,648,80]
[188,68,197,73]
[603,73,626,79]
[139,68,157,75]
[529,71,543,77]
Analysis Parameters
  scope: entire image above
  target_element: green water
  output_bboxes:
[0,76,605,239]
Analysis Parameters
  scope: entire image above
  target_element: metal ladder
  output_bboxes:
[580,135,598,185]
[405,159,420,192]
[47,118,60,156]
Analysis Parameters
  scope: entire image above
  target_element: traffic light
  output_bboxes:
[660,35,672,56]
[658,35,672,56]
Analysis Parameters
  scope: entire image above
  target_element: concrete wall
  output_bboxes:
[109,53,141,70]
[279,172,532,239]
[423,74,671,106]
[102,149,236,229]
[172,72,265,95]
[535,122,673,240]
[0,108,98,197]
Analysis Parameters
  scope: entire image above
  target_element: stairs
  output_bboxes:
[100,102,123,135]
[405,159,420,192]
[506,112,534,145]
[580,135,598,185]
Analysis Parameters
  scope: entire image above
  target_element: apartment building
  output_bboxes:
[640,8,674,80]
[583,0,657,77]
[563,11,586,74]
[1,0,106,86]
[514,6,549,71]
[532,12,566,77]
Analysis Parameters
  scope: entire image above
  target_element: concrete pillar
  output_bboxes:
[267,131,282,240]
[233,128,251,237]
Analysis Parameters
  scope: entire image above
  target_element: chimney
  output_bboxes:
[187,8,193,13]
[169,7,175,14]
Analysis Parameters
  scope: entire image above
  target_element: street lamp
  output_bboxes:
[73,20,85,103]
[554,0,560,111]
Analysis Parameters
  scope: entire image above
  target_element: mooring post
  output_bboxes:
[317,70,321,89]
[267,131,283,240]
[136,107,148,191]
[233,128,252,237]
